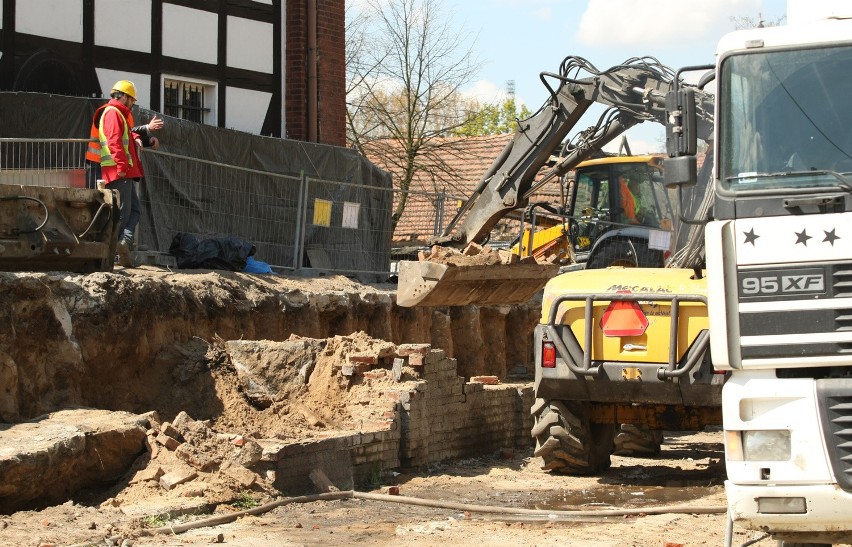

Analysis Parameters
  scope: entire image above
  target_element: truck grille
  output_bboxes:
[739,263,852,359]
[817,379,852,492]
[834,264,852,298]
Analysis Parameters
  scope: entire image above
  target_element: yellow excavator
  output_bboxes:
[396,55,713,308]
[509,154,674,266]
[398,54,720,469]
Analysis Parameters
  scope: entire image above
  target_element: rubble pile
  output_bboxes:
[420,242,536,266]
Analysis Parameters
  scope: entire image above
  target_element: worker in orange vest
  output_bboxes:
[618,176,639,224]
[94,80,163,264]
[85,81,163,189]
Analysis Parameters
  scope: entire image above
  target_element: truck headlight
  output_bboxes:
[743,430,791,461]
[725,430,791,461]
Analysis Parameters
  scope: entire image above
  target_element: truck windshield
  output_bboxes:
[719,45,852,191]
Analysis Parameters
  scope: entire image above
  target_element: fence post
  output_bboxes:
[293,170,307,271]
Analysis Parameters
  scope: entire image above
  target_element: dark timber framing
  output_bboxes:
[0,0,283,136]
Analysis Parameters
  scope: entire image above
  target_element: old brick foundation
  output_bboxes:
[265,348,534,494]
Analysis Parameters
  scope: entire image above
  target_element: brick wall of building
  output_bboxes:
[316,0,346,146]
[285,0,345,146]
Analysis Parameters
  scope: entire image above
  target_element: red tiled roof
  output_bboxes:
[363,134,564,244]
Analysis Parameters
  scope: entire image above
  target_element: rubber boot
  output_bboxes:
[115,236,133,267]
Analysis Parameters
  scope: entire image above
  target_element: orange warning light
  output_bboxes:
[600,291,649,337]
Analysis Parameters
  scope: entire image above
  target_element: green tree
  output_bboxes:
[453,98,533,136]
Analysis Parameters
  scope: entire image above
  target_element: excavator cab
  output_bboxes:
[569,155,675,269]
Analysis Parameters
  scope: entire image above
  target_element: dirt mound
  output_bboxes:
[103,332,421,524]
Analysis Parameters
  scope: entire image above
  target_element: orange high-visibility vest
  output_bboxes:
[98,106,133,168]
[619,177,637,223]
[86,104,135,162]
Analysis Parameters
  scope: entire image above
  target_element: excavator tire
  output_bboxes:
[585,240,637,269]
[612,424,664,456]
[531,399,615,475]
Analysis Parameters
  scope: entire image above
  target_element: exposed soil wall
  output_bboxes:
[0,269,541,422]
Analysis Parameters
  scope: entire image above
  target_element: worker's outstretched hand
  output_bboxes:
[147,115,164,132]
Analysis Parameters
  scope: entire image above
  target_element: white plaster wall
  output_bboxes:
[95,68,152,110]
[16,0,83,42]
[225,87,271,134]
[227,16,273,73]
[162,4,217,65]
[95,0,151,53]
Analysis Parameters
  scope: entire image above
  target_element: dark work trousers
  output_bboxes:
[109,178,140,243]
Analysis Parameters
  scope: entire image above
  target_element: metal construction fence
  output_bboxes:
[0,138,678,277]
[0,138,458,278]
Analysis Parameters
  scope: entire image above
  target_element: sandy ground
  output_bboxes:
[130,430,742,547]
[4,429,780,547]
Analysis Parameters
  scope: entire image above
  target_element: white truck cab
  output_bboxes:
[668,1,852,543]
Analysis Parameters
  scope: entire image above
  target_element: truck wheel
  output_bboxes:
[531,399,615,475]
[612,424,664,456]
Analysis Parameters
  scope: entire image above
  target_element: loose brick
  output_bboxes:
[155,432,180,451]
[470,376,500,385]
[353,363,372,374]
[462,242,483,256]
[224,466,258,488]
[129,465,164,484]
[160,422,182,441]
[396,343,431,356]
[159,469,198,490]
[348,354,378,365]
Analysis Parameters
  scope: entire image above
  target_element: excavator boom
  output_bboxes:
[397,55,713,307]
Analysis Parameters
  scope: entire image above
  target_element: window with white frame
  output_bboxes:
[163,77,216,124]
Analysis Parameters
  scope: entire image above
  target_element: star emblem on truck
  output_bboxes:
[795,229,812,246]
[823,228,840,246]
[743,228,759,245]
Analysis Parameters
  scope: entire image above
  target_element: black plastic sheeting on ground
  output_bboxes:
[0,92,392,278]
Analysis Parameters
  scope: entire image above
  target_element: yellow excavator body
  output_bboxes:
[541,267,708,364]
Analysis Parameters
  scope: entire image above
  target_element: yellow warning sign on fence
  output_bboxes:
[313,199,331,227]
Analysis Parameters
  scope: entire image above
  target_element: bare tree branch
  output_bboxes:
[346,0,481,228]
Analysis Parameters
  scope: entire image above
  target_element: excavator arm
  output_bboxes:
[397,56,714,307]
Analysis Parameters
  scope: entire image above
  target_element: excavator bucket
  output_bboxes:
[396,259,560,307]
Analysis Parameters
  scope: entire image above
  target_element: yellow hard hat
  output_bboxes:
[111,80,137,99]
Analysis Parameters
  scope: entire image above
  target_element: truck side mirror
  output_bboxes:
[663,156,697,188]
[665,87,698,157]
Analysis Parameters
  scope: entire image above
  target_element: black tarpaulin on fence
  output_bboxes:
[0,92,393,277]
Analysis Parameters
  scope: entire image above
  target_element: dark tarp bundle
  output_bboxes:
[169,232,254,271]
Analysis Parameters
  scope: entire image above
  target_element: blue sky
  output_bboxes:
[452,0,788,153]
